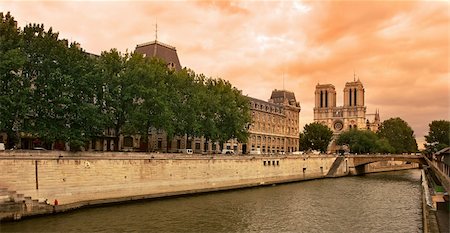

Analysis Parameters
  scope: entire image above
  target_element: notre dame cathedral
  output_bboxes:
[313,79,380,150]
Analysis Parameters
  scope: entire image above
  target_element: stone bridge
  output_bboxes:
[346,154,449,192]
[349,154,427,167]
[341,154,426,177]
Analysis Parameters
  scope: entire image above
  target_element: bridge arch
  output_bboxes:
[348,155,427,175]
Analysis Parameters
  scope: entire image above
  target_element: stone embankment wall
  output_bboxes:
[0,151,416,221]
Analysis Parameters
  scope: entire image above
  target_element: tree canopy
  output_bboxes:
[336,129,394,154]
[299,122,333,153]
[377,117,418,153]
[424,120,450,154]
[0,12,252,151]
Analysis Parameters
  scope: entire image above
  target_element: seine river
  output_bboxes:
[1,169,422,233]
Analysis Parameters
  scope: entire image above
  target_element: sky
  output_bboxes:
[1,0,449,148]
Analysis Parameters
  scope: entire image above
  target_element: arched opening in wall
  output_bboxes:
[349,89,352,106]
[124,136,133,148]
[353,159,423,175]
[157,139,162,149]
[140,137,149,151]
[320,90,323,107]
[325,90,328,107]
[354,88,357,106]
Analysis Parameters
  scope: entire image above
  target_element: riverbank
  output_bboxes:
[0,151,418,222]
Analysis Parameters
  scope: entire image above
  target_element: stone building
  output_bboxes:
[313,79,380,151]
[89,40,184,152]
[247,90,301,154]
[89,39,302,154]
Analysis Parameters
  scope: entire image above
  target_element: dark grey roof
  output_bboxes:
[270,89,300,107]
[135,41,182,71]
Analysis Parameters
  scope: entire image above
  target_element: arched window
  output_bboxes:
[354,88,357,106]
[349,89,352,106]
[325,90,328,107]
[320,90,323,108]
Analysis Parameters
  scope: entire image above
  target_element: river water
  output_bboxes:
[1,169,422,233]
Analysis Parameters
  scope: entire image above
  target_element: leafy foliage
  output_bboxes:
[377,117,418,153]
[424,120,450,154]
[0,12,252,150]
[336,129,394,154]
[299,122,333,153]
[0,12,28,148]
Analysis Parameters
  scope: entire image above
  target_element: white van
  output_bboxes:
[249,150,261,155]
[222,149,235,155]
[292,151,304,155]
[178,149,193,154]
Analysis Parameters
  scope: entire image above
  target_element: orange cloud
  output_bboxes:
[0,0,448,148]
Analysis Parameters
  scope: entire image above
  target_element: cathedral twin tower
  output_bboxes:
[313,79,380,135]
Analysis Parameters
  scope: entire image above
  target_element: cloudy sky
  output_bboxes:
[1,0,448,148]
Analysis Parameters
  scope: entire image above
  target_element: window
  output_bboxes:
[123,136,133,147]
[349,89,352,106]
[157,140,162,149]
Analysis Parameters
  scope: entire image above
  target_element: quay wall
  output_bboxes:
[0,151,417,220]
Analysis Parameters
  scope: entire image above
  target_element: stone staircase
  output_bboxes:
[326,156,345,177]
[0,187,52,221]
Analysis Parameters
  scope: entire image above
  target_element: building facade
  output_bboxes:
[247,90,301,154]
[313,79,380,151]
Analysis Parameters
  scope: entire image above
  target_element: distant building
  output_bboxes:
[313,79,380,151]
[247,90,301,154]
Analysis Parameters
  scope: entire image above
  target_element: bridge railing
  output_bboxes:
[431,159,450,178]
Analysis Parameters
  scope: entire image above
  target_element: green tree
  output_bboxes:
[0,12,28,149]
[206,78,251,149]
[299,122,333,153]
[336,129,381,154]
[424,120,450,154]
[21,23,105,150]
[377,117,418,153]
[125,55,176,151]
[97,49,138,150]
